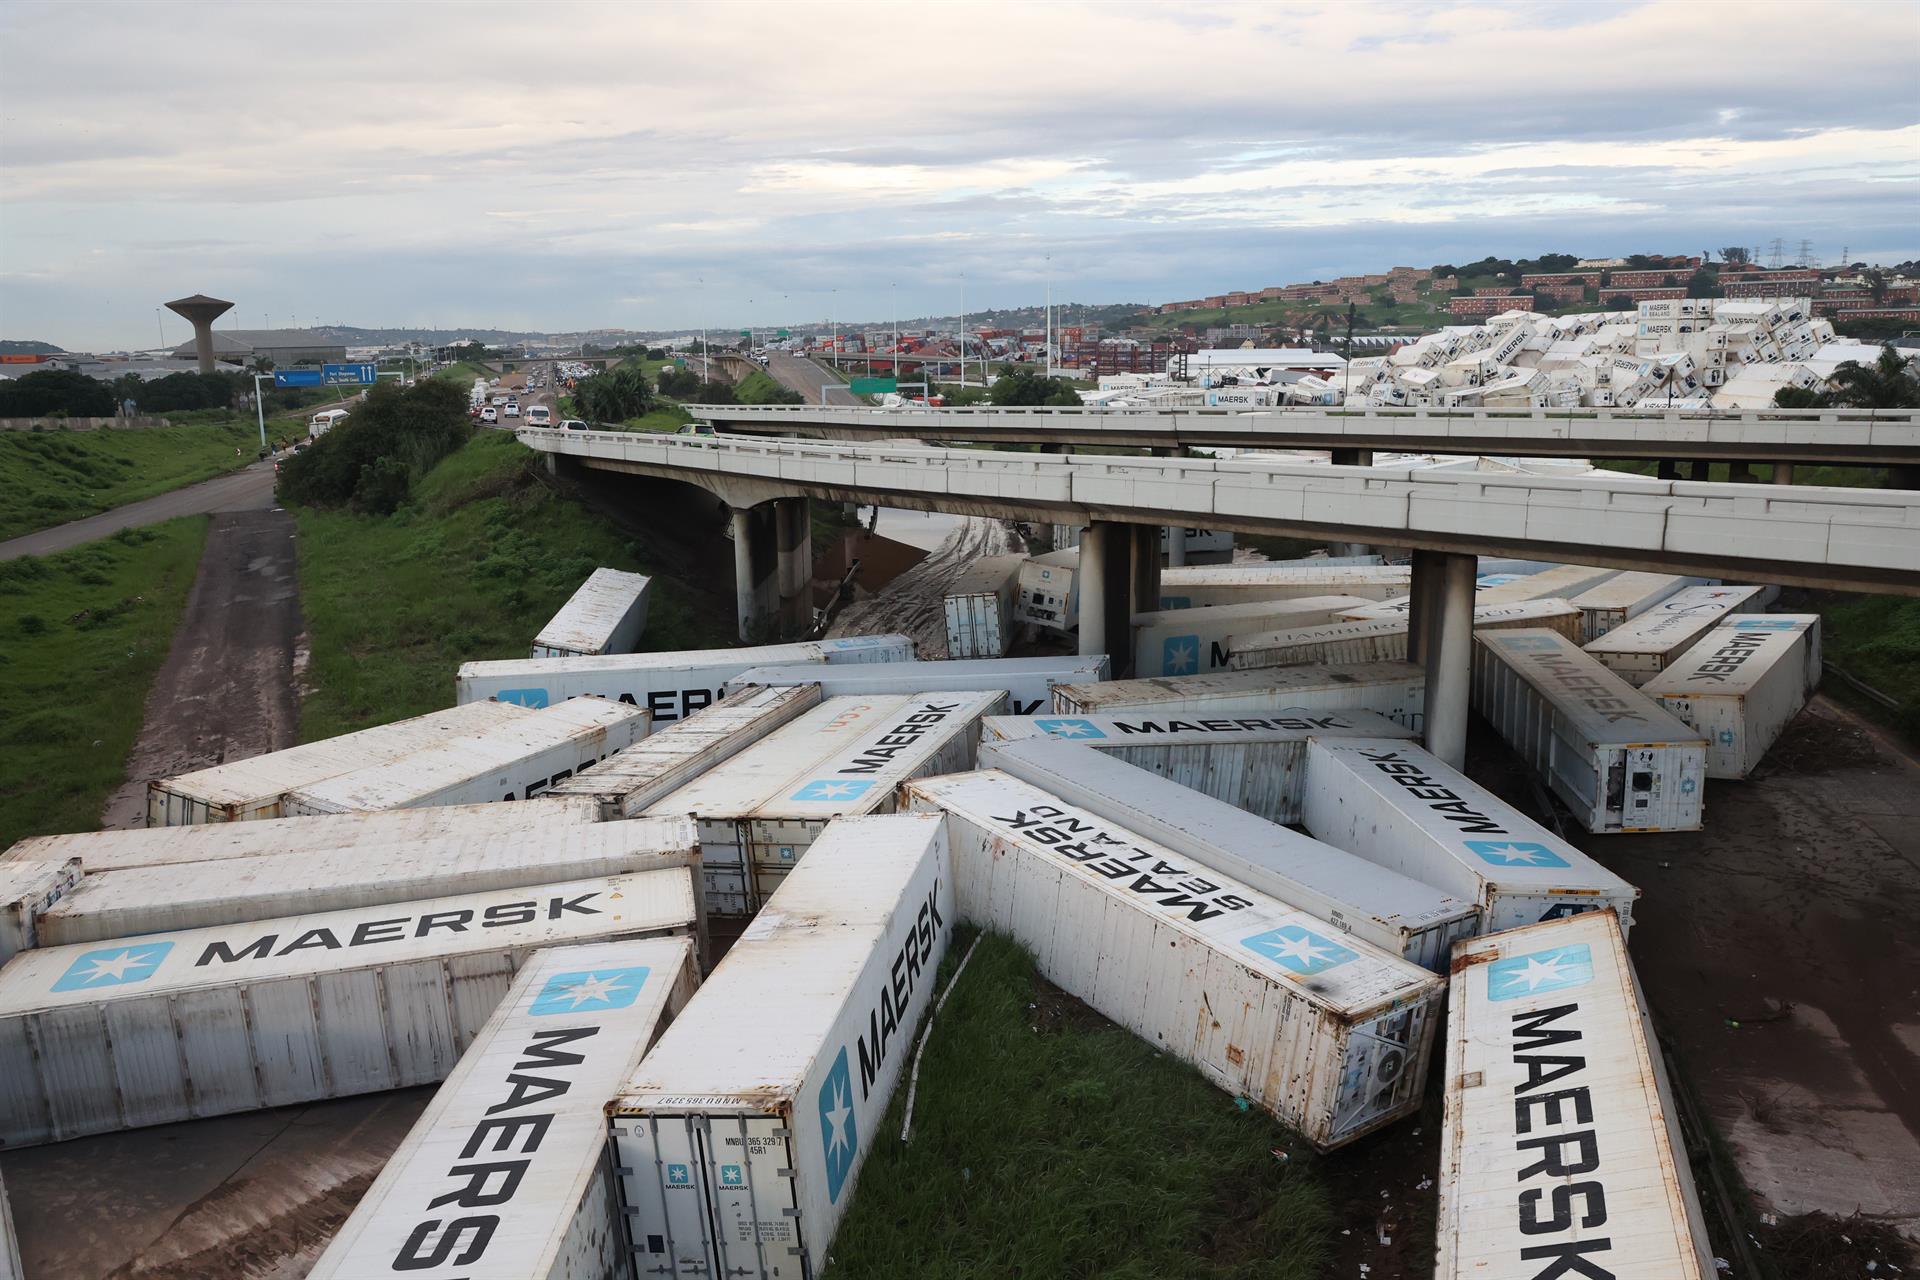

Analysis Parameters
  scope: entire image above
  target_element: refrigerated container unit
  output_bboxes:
[1473,563,1619,606]
[456,634,914,726]
[280,696,648,816]
[1581,584,1779,685]
[1130,595,1373,677]
[1471,630,1706,833]
[3,797,602,874]
[531,566,653,658]
[725,655,1108,717]
[1228,599,1585,671]
[1051,660,1427,732]
[1299,738,1639,934]
[36,817,703,949]
[1639,615,1821,779]
[308,938,699,1280]
[941,553,1026,658]
[0,869,698,1147]
[980,707,1414,824]
[1157,564,1411,609]
[1440,913,1713,1280]
[904,770,1444,1150]
[607,815,953,1280]
[146,700,530,826]
[643,692,1000,915]
[543,684,822,820]
[977,737,1478,971]
[1568,571,1706,641]
[1014,548,1079,631]
[0,859,79,967]
[1334,598,1585,641]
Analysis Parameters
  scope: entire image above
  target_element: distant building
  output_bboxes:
[168,328,345,366]
[1449,295,1535,318]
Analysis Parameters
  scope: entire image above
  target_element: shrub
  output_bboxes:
[277,379,471,510]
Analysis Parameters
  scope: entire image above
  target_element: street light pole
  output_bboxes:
[251,374,270,451]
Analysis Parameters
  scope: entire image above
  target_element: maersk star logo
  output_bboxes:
[1487,943,1594,1002]
[720,1164,744,1188]
[790,778,876,803]
[818,1046,859,1204]
[1464,840,1569,869]
[1162,635,1201,676]
[529,965,651,1016]
[1034,718,1105,740]
[666,1163,691,1186]
[1241,925,1358,976]
[51,941,175,993]
[496,687,550,708]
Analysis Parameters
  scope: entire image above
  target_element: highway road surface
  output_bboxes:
[765,352,864,406]
[0,461,279,561]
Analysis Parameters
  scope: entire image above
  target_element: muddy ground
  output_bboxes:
[826,508,1022,657]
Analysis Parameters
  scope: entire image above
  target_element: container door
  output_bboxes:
[1329,1001,1433,1143]
[704,1114,809,1279]
[615,1113,718,1277]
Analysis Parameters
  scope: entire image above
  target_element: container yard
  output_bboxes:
[530,566,654,659]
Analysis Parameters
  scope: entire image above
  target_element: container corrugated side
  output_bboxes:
[1582,585,1777,685]
[454,635,914,725]
[1132,595,1373,677]
[724,656,1108,717]
[943,554,1024,659]
[1300,738,1639,934]
[1157,565,1411,609]
[1569,572,1703,641]
[3,798,603,874]
[1439,913,1713,1279]
[146,701,530,827]
[904,770,1445,1150]
[1336,599,1585,638]
[281,697,648,816]
[0,860,80,968]
[1471,630,1705,833]
[531,567,653,659]
[978,737,1479,971]
[1641,617,1818,779]
[607,816,952,1280]
[36,818,704,949]
[979,708,1415,823]
[543,684,822,818]
[308,938,699,1280]
[1051,660,1427,732]
[1238,601,1584,668]
[0,869,698,1148]
[1474,564,1619,606]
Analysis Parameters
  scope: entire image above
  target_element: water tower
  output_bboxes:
[164,293,234,373]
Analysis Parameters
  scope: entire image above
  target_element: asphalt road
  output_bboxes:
[0,461,279,561]
[765,352,864,405]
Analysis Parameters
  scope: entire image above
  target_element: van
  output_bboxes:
[307,409,349,439]
[525,404,552,427]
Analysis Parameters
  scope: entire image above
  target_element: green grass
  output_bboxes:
[0,422,267,540]
[0,519,209,847]
[828,932,1332,1279]
[617,404,696,433]
[291,432,731,741]
[1818,595,1920,741]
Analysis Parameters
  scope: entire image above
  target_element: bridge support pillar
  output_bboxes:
[1130,523,1162,643]
[1076,522,1113,661]
[1772,463,1795,485]
[1408,549,1475,770]
[1167,525,1188,567]
[1074,521,1160,676]
[1657,459,1680,481]
[1331,448,1374,468]
[1894,465,1920,491]
[775,497,813,634]
[730,505,781,642]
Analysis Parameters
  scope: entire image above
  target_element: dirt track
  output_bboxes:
[826,510,1020,657]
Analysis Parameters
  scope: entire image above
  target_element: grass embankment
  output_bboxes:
[293,431,731,741]
[1819,596,1920,741]
[0,520,208,847]
[0,423,262,540]
[829,932,1331,1279]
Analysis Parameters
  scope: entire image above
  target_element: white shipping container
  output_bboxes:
[146,700,530,826]
[1051,660,1428,732]
[543,684,822,819]
[645,692,1000,914]
[905,771,1444,1149]
[531,567,653,659]
[980,707,1414,823]
[1300,738,1639,934]
[1582,585,1779,685]
[0,869,698,1147]
[942,553,1025,658]
[724,656,1106,717]
[308,938,700,1280]
[1,860,80,968]
[3,798,602,874]
[977,737,1479,971]
[282,697,647,817]
[1475,564,1620,607]
[1439,913,1712,1280]
[1131,595,1373,677]
[1158,564,1411,609]
[1229,600,1584,670]
[455,635,914,726]
[1640,615,1821,779]
[1015,548,1079,631]
[1337,598,1584,638]
[607,815,953,1280]
[1568,572,1706,641]
[1471,630,1706,833]
[36,818,702,949]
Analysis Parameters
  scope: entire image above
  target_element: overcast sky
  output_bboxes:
[3,0,1916,350]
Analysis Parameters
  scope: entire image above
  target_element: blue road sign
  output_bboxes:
[273,370,324,387]
[321,363,378,386]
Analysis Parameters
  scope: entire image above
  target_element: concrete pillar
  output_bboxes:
[730,505,780,642]
[731,508,759,642]
[1892,465,1920,491]
[1130,523,1161,622]
[775,497,812,634]
[1405,549,1448,667]
[1771,462,1795,485]
[1166,525,1188,567]
[1656,459,1680,481]
[1076,522,1111,660]
[1421,553,1476,771]
[1331,448,1374,468]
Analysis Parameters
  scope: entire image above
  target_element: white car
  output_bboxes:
[560,418,589,431]
[504,403,521,418]
[480,405,498,423]
[525,405,552,427]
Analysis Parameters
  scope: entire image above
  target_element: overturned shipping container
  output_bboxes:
[1051,660,1427,731]
[1471,630,1706,832]
[1130,595,1372,677]
[531,566,653,659]
[0,869,698,1147]
[1229,599,1583,670]
[1473,564,1619,607]
[905,771,1446,1149]
[1640,615,1821,779]
[1440,913,1713,1280]
[1158,563,1411,609]
[942,553,1026,658]
[1581,584,1780,685]
[607,815,953,1280]
[1567,571,1705,641]
[724,656,1106,717]
[308,938,699,1280]
[0,860,80,967]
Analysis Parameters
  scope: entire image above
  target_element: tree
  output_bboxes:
[0,368,116,417]
[276,379,471,511]
[986,364,1081,407]
[655,365,701,398]
[1826,345,1920,409]
[1719,247,1751,266]
[1685,267,1719,298]
[573,363,653,422]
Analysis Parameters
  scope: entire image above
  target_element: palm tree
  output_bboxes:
[1828,345,1920,408]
